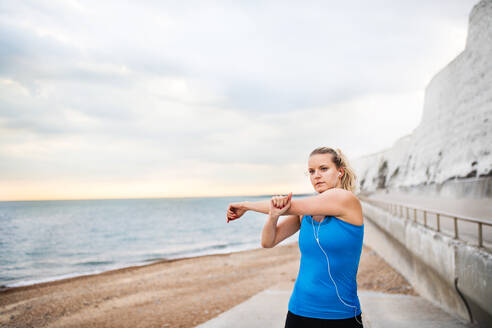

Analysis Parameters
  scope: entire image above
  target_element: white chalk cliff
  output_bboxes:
[353,0,492,198]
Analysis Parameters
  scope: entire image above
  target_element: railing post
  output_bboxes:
[436,213,440,232]
[478,223,483,248]
[406,207,409,220]
[454,217,458,239]
[423,211,427,227]
[414,208,417,222]
[400,205,402,217]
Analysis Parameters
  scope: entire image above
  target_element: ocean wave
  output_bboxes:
[74,260,115,266]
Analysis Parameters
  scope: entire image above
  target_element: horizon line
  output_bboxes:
[0,192,316,203]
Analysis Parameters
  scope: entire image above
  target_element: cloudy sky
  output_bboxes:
[0,0,478,200]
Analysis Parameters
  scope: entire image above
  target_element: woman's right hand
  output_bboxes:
[227,202,247,223]
[269,192,292,218]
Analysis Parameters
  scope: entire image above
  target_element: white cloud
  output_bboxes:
[0,0,478,199]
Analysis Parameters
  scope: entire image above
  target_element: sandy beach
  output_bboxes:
[0,243,417,328]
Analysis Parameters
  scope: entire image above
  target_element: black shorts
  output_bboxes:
[284,310,363,328]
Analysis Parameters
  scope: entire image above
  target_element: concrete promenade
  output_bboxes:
[196,281,472,327]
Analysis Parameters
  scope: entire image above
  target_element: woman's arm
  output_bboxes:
[280,189,363,226]
[285,188,357,217]
[227,193,292,222]
[227,189,359,222]
[261,194,300,248]
[261,214,300,248]
[242,199,270,214]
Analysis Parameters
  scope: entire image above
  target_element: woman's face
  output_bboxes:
[308,154,341,193]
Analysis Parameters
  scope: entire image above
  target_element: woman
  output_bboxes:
[226,147,364,328]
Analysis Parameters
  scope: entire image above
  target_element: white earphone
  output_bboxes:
[311,218,362,325]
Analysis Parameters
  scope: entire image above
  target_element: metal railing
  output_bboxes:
[359,196,492,250]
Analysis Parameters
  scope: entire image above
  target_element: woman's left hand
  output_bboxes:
[269,192,292,217]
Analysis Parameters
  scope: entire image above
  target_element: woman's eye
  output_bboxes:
[321,167,328,171]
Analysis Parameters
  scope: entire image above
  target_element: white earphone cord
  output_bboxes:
[312,218,362,326]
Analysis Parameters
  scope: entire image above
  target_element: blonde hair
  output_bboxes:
[309,147,357,193]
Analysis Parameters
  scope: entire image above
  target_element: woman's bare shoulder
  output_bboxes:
[322,188,360,204]
[336,190,363,226]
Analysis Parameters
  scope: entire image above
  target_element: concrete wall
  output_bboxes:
[352,0,492,199]
[362,201,492,327]
[396,175,492,199]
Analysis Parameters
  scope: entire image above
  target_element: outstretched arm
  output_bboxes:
[242,199,270,214]
[226,200,279,223]
[285,188,354,217]
[240,190,350,216]
[227,188,358,223]
[226,194,291,222]
[284,188,363,226]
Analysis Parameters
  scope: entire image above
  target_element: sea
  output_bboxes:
[0,196,301,288]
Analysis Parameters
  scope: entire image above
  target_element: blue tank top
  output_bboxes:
[288,215,364,319]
